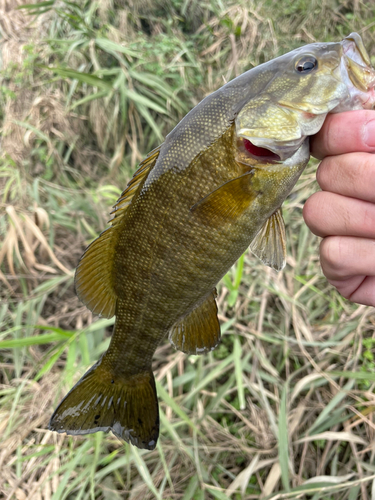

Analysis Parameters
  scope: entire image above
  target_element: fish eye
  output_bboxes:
[295,55,318,73]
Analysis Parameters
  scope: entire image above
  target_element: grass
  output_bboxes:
[1,0,375,498]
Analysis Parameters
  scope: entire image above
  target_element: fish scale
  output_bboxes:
[49,33,375,449]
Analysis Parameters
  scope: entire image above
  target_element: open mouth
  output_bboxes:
[242,138,281,161]
[236,134,305,165]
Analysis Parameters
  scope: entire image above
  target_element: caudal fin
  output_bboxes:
[48,360,159,450]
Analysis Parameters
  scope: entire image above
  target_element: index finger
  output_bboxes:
[310,110,375,160]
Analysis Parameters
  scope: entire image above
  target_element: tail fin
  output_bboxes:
[48,360,159,450]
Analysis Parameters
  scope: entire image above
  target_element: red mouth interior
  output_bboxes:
[243,138,280,160]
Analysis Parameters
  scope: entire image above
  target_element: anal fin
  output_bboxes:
[250,208,286,271]
[169,290,220,355]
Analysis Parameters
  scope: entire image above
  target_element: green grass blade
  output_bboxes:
[0,332,72,348]
[44,67,112,90]
[233,336,245,410]
[307,379,355,435]
[156,381,203,437]
[95,38,140,58]
[183,353,235,403]
[278,382,290,492]
[131,447,163,500]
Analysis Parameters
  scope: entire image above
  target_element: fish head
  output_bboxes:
[235,33,375,163]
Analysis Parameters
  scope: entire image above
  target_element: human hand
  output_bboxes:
[303,110,375,307]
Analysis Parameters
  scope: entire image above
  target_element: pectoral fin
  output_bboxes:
[250,208,286,271]
[190,172,258,226]
[169,290,220,355]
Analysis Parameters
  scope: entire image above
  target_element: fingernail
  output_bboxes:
[364,119,375,148]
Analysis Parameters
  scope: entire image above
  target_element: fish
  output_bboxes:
[49,33,375,450]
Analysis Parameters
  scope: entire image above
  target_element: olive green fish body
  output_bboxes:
[112,127,304,330]
[49,34,375,449]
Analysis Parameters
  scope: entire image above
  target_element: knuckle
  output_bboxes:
[302,196,317,229]
[320,237,344,275]
[317,154,359,193]
[315,157,337,189]
[315,160,326,188]
[303,192,326,236]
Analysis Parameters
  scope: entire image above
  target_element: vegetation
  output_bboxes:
[1,0,375,498]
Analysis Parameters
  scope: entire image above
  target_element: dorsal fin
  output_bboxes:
[74,146,161,318]
[109,146,161,227]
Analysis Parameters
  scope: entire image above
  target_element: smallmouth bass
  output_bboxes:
[49,33,375,449]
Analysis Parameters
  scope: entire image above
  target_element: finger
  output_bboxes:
[319,236,375,281]
[303,191,375,238]
[316,152,375,204]
[345,276,375,306]
[310,110,375,160]
[329,275,367,300]
[328,275,375,307]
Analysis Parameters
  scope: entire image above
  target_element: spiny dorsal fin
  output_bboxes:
[250,208,286,271]
[169,290,220,355]
[74,146,161,318]
[109,146,161,228]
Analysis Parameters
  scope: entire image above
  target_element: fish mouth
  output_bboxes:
[339,33,375,110]
[241,138,281,162]
[236,134,307,164]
